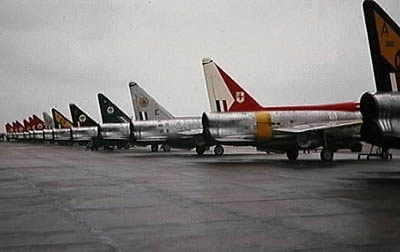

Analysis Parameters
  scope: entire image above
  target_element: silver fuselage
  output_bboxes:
[132,117,203,148]
[71,126,98,142]
[99,123,130,140]
[33,130,44,140]
[204,110,362,151]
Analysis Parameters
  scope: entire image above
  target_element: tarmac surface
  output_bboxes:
[0,142,400,251]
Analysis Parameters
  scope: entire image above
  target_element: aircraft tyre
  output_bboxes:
[151,144,158,152]
[286,149,299,161]
[320,149,334,162]
[214,145,224,156]
[123,143,130,150]
[381,150,390,160]
[163,145,171,152]
[106,145,115,151]
[196,146,206,155]
[117,145,123,149]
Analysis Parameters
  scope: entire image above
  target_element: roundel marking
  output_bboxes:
[37,124,43,130]
[138,97,149,108]
[107,106,114,114]
[79,114,87,123]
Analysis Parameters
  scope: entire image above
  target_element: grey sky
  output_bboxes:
[1,0,399,131]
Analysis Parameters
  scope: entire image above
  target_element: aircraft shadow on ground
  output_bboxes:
[197,156,400,170]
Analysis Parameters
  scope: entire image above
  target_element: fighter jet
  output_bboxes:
[359,0,400,159]
[4,123,13,141]
[50,108,74,144]
[95,93,132,150]
[68,103,99,146]
[128,82,206,153]
[201,62,363,161]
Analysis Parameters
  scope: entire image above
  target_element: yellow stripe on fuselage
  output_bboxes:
[255,111,272,142]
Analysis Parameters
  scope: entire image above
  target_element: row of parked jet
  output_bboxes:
[4,0,400,161]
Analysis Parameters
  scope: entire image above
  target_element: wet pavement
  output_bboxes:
[0,142,400,251]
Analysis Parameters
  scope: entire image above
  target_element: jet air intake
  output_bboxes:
[360,92,400,148]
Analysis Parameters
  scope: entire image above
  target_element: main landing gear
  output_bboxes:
[285,148,334,162]
[286,149,299,161]
[320,148,334,162]
[151,144,158,152]
[357,146,392,160]
[214,145,224,156]
[196,146,206,156]
[161,144,171,152]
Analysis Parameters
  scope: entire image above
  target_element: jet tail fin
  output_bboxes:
[97,93,131,123]
[5,123,13,133]
[32,115,45,130]
[15,121,25,132]
[202,58,263,112]
[69,103,98,127]
[364,0,400,92]
[129,82,174,121]
[43,112,54,129]
[23,119,32,131]
[52,108,73,129]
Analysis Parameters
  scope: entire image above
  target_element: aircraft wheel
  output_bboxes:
[196,146,206,156]
[320,149,334,162]
[214,145,224,156]
[123,143,130,150]
[151,144,158,152]
[286,149,299,161]
[117,145,123,149]
[163,145,171,152]
[381,151,390,160]
[106,145,115,151]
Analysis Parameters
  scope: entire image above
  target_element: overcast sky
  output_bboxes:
[1,0,399,131]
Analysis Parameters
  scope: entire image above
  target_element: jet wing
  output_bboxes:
[274,120,362,134]
[214,135,255,143]
[135,136,167,143]
[176,128,203,137]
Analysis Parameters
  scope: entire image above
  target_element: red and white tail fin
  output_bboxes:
[5,123,13,133]
[32,115,45,130]
[202,58,262,112]
[23,119,32,131]
[15,121,25,133]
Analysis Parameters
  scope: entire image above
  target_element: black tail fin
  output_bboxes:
[364,0,400,92]
[97,93,131,123]
[52,108,73,129]
[69,103,98,127]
